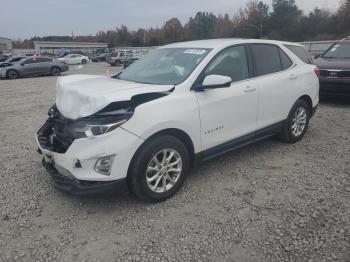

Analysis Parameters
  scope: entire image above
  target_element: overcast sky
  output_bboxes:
[0,0,342,39]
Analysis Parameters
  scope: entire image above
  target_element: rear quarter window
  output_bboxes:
[285,45,313,64]
[279,49,293,70]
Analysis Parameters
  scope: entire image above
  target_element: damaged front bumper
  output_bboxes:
[36,115,144,196]
[40,155,128,196]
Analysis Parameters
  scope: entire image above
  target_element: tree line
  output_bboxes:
[13,0,350,49]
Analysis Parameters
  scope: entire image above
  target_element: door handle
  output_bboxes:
[289,74,298,80]
[244,86,256,93]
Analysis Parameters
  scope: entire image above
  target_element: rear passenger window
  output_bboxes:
[205,45,249,82]
[285,45,313,64]
[38,57,52,62]
[279,49,293,70]
[250,44,282,76]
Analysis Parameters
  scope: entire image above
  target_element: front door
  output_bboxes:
[195,45,259,151]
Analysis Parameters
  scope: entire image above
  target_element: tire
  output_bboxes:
[6,69,19,80]
[51,67,61,76]
[128,135,190,202]
[81,59,87,65]
[280,99,311,143]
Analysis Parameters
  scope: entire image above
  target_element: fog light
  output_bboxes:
[94,155,115,175]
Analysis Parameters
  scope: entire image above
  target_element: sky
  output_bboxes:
[0,0,342,39]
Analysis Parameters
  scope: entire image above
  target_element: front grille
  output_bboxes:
[37,109,75,153]
[320,70,350,78]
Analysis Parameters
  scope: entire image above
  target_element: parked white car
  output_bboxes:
[58,54,89,65]
[37,39,319,201]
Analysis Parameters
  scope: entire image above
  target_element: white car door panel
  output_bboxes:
[256,71,296,128]
[196,80,258,151]
[195,45,258,151]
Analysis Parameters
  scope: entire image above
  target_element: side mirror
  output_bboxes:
[20,63,24,66]
[200,75,232,89]
[314,54,320,59]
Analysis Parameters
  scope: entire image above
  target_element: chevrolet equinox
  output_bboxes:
[37,39,319,202]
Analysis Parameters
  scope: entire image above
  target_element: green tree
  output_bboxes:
[184,12,217,40]
[301,8,335,40]
[267,0,303,41]
[213,14,234,38]
[335,0,350,37]
[163,18,184,44]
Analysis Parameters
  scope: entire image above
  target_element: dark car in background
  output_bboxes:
[315,38,350,97]
[0,56,69,80]
[0,56,26,67]
[0,54,11,62]
[91,52,109,62]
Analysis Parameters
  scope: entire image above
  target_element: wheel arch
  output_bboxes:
[129,128,196,173]
[298,95,313,111]
[6,68,20,77]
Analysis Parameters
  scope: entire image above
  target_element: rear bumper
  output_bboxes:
[319,78,350,97]
[42,157,129,196]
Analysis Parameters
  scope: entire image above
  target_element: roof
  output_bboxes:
[162,38,302,50]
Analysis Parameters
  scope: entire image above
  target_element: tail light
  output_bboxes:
[314,68,321,78]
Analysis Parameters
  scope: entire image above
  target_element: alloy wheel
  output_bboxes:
[291,107,307,137]
[146,148,183,193]
[7,70,18,79]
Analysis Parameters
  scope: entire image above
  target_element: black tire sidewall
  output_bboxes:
[284,100,311,143]
[51,67,60,76]
[129,135,190,202]
[7,70,18,79]
[82,59,87,64]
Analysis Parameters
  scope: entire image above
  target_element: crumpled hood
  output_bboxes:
[56,75,173,119]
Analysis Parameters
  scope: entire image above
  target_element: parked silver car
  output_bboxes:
[0,56,69,80]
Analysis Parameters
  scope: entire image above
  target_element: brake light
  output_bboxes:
[314,68,321,78]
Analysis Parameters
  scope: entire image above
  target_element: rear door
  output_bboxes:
[35,57,53,74]
[248,44,295,129]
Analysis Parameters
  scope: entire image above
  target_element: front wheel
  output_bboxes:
[280,100,311,143]
[128,135,190,202]
[6,69,19,79]
[81,59,87,65]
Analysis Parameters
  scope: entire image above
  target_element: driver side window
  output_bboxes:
[205,45,249,83]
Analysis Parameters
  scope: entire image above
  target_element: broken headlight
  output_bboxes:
[70,119,128,138]
[68,106,133,138]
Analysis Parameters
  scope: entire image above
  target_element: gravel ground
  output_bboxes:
[0,63,349,262]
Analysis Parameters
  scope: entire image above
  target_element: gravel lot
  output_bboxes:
[0,62,349,262]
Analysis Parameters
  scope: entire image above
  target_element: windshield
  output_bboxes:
[322,42,350,59]
[117,48,211,85]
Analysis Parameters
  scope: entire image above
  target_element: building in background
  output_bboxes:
[33,41,108,56]
[0,36,12,53]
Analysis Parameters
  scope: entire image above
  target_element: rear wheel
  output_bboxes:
[51,67,61,76]
[128,135,189,202]
[280,100,311,143]
[6,69,19,80]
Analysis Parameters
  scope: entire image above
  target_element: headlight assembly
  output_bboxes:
[71,119,128,138]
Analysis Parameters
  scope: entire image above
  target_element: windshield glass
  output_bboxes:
[117,48,211,85]
[322,42,350,59]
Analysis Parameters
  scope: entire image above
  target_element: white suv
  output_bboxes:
[37,39,319,201]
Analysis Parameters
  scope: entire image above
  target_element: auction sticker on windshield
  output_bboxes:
[184,49,207,55]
